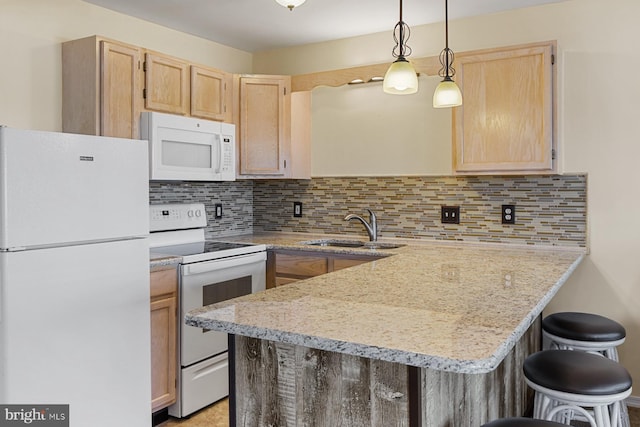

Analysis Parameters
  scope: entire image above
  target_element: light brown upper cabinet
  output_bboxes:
[235,75,292,177]
[452,41,556,174]
[62,36,143,139]
[144,52,189,115]
[191,65,232,122]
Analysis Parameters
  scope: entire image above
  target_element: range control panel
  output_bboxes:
[149,203,207,232]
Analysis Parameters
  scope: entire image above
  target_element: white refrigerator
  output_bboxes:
[0,127,151,426]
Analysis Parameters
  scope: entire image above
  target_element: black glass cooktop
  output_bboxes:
[153,240,257,258]
[203,241,254,252]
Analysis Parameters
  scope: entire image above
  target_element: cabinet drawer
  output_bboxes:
[276,253,328,277]
[333,257,372,271]
[150,268,178,298]
[275,276,299,287]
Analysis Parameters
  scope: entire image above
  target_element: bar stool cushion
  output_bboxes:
[523,350,632,396]
[543,312,625,342]
[482,418,566,427]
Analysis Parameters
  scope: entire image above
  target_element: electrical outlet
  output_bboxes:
[215,203,223,219]
[502,204,515,224]
[441,206,460,224]
[293,202,303,217]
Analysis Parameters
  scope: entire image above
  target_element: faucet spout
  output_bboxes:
[344,209,378,241]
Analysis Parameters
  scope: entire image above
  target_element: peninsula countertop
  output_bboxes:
[186,232,585,374]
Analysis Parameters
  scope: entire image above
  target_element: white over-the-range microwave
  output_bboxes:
[140,111,236,181]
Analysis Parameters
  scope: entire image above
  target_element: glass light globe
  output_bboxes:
[433,79,462,108]
[383,58,418,95]
[275,0,306,10]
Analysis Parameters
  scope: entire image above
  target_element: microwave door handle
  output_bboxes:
[216,136,222,173]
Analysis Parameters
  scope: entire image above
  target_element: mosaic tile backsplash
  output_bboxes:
[252,175,587,247]
[149,175,587,247]
[149,181,254,240]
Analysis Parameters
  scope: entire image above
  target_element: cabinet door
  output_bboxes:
[453,43,555,173]
[144,52,189,115]
[150,295,177,411]
[191,65,231,122]
[150,268,178,412]
[101,42,143,139]
[238,75,291,176]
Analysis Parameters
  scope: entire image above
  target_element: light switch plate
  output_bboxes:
[441,206,460,224]
[293,202,302,217]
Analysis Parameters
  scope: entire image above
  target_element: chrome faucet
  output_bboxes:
[344,209,378,241]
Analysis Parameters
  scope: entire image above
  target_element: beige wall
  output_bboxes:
[0,0,252,132]
[255,0,640,401]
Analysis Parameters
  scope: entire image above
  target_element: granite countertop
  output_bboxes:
[149,252,181,270]
[185,232,585,373]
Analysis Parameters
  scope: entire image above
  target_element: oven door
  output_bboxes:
[180,251,266,366]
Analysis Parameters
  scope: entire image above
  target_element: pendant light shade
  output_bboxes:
[433,78,462,108]
[383,58,419,94]
[275,0,305,11]
[433,0,462,108]
[383,0,418,95]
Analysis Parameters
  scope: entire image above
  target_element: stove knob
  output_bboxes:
[187,210,194,218]
[195,209,202,217]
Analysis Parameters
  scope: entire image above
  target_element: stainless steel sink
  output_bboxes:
[362,242,405,249]
[301,239,405,249]
[302,239,366,248]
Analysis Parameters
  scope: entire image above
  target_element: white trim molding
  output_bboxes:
[626,395,640,408]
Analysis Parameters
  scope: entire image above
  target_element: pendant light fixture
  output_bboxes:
[275,0,306,11]
[433,0,462,108]
[383,0,418,95]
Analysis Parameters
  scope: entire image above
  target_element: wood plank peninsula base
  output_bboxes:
[229,318,539,427]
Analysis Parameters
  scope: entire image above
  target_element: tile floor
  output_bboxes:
[161,401,640,426]
[160,399,227,427]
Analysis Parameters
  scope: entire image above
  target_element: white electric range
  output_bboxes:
[149,203,266,418]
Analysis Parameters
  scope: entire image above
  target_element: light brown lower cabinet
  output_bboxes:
[150,266,178,412]
[267,249,384,288]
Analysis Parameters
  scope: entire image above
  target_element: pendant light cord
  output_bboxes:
[439,0,455,80]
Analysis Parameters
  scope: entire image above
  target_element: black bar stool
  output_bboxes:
[542,312,625,361]
[523,350,632,427]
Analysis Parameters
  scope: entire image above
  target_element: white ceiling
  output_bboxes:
[83,0,568,52]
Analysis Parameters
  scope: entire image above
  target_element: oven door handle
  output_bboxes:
[182,252,266,276]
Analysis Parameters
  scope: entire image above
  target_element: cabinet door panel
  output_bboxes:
[150,295,177,411]
[239,76,290,176]
[145,53,189,115]
[101,41,142,139]
[453,43,554,173]
[191,66,230,122]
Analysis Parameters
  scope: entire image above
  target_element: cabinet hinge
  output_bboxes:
[143,88,147,99]
[551,149,556,160]
[551,54,555,65]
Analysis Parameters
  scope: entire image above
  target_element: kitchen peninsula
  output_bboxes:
[186,235,584,426]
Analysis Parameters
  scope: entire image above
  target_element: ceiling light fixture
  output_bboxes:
[433,0,462,108]
[383,0,418,95]
[275,0,306,11]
